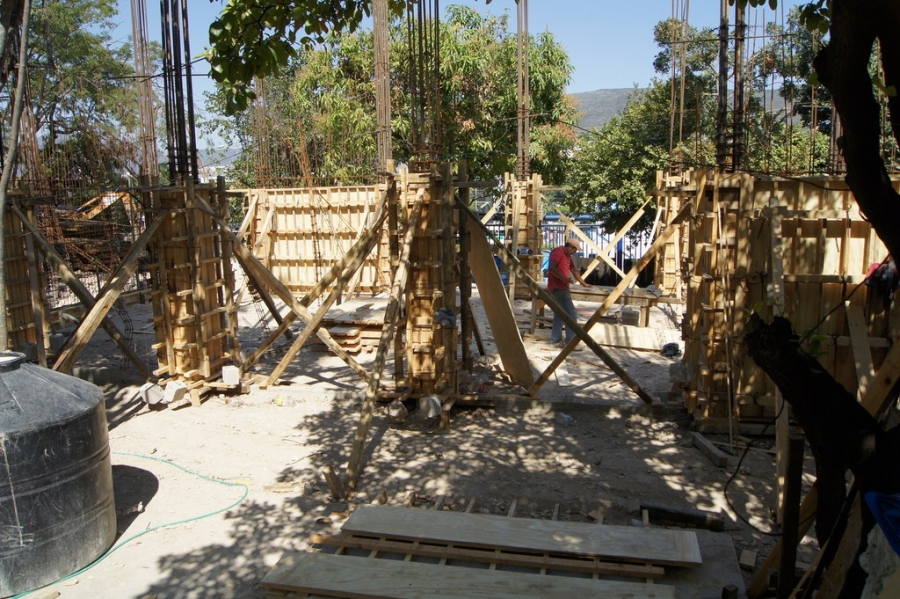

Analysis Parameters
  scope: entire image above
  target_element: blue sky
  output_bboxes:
[115,0,807,95]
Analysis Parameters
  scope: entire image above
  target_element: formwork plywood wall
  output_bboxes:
[244,186,390,297]
[660,169,898,421]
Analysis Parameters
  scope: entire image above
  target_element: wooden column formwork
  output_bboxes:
[658,169,898,423]
[145,183,241,397]
[504,173,543,301]
[403,168,458,396]
[242,186,391,297]
[2,203,48,359]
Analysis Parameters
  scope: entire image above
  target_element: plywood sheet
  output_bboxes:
[342,505,702,568]
[466,211,534,387]
[262,551,676,599]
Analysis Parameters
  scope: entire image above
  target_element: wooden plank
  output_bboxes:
[845,303,874,401]
[467,210,534,387]
[262,552,676,599]
[690,432,730,468]
[341,505,702,568]
[309,533,666,579]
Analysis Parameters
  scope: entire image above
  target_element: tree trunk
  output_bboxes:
[814,0,900,262]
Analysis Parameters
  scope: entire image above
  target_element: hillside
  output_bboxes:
[570,88,640,131]
[571,87,789,132]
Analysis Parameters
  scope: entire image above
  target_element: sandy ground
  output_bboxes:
[22,295,819,599]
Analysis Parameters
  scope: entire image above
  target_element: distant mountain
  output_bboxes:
[570,88,641,131]
[570,87,789,133]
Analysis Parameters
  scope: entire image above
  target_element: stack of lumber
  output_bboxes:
[307,299,389,354]
[262,504,701,598]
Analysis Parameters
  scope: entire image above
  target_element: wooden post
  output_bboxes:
[458,162,473,372]
[777,432,804,598]
[22,207,48,367]
[344,194,424,493]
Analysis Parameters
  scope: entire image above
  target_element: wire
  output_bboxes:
[11,451,249,599]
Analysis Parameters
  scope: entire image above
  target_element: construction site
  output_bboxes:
[3,1,900,598]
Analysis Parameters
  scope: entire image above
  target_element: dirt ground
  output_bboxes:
[28,294,819,599]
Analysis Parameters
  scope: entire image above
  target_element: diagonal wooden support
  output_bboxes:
[190,192,370,383]
[344,193,424,494]
[10,203,155,380]
[266,205,390,385]
[462,205,656,404]
[240,191,390,373]
[53,209,169,373]
[527,201,695,397]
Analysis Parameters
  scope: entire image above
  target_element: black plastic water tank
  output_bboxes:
[0,352,116,596]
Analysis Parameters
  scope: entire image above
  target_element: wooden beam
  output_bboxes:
[10,203,154,380]
[189,191,371,382]
[53,209,169,373]
[527,201,695,396]
[344,193,424,493]
[480,194,505,225]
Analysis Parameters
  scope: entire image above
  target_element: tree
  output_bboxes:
[206,4,577,186]
[562,20,720,234]
[563,84,672,234]
[207,0,411,114]
[23,0,141,191]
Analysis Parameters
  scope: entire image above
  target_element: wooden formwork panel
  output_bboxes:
[2,207,44,353]
[245,186,389,297]
[146,185,239,390]
[403,170,458,395]
[665,170,897,420]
